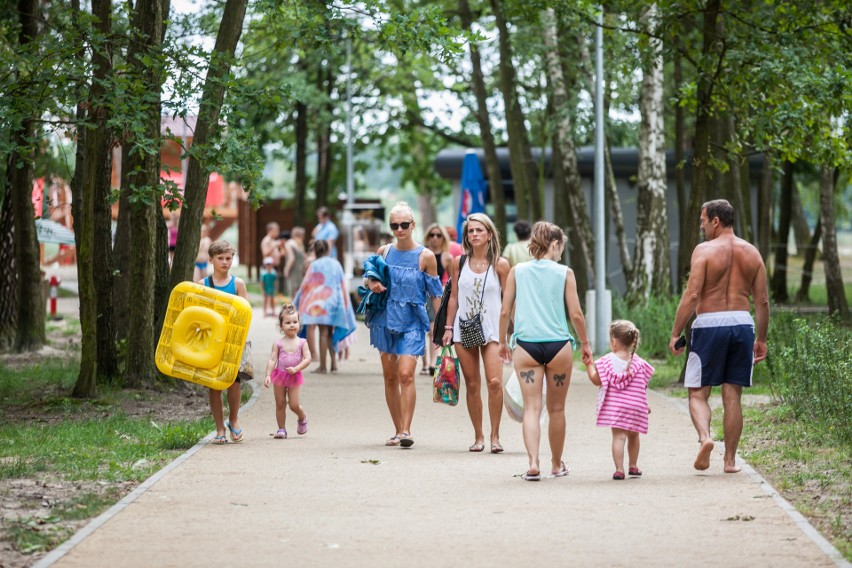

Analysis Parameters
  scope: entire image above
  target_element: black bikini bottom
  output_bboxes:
[515,339,570,366]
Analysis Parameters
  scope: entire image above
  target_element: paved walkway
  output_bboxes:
[40,302,844,567]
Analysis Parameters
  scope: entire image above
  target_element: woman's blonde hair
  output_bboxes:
[423,223,450,253]
[461,213,502,268]
[389,201,415,221]
[528,221,565,259]
[610,319,640,373]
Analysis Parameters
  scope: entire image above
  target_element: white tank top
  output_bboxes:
[452,263,502,344]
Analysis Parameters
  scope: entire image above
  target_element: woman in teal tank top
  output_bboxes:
[498,222,593,481]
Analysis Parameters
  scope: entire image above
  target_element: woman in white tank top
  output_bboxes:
[441,214,510,454]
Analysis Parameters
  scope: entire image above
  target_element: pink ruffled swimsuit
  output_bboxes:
[269,338,306,387]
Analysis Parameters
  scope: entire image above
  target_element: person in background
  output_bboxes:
[193,224,212,281]
[422,223,452,376]
[502,220,534,268]
[445,226,464,258]
[168,212,179,266]
[261,257,278,317]
[261,222,281,277]
[283,227,306,301]
[313,206,339,260]
[276,230,290,296]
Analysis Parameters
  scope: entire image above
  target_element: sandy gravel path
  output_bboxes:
[40,304,843,567]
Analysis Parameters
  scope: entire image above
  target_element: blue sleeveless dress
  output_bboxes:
[369,245,443,356]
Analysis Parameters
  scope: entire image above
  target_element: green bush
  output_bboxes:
[765,316,851,444]
[611,294,680,360]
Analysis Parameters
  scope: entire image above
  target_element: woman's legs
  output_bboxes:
[317,325,329,372]
[273,384,287,428]
[514,346,544,474]
[456,344,484,448]
[380,353,404,437]
[480,342,504,449]
[611,428,629,472]
[397,354,418,435]
[544,343,573,472]
[287,385,307,422]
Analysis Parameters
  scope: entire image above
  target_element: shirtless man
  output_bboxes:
[260,222,282,273]
[670,199,769,473]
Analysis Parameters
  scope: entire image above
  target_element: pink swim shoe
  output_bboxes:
[297,417,308,435]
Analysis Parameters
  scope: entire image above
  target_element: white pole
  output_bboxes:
[594,7,608,352]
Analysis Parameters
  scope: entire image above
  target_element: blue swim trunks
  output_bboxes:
[685,311,755,388]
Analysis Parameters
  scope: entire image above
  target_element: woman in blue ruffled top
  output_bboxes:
[362,202,443,448]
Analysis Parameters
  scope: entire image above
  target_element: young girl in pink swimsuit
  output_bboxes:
[586,320,655,480]
[264,304,312,439]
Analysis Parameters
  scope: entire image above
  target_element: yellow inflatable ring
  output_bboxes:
[155,281,252,390]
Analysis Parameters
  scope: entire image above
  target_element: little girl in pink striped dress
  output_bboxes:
[586,320,654,480]
[264,304,312,439]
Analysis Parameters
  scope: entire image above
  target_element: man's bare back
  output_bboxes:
[693,234,764,315]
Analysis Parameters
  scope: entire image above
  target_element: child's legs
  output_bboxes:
[273,384,288,428]
[208,388,225,435]
[513,347,544,473]
[611,428,629,471]
[626,431,641,468]
[287,385,306,421]
[226,381,242,428]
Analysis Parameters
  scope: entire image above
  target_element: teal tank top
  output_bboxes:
[511,259,574,346]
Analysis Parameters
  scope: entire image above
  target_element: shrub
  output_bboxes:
[766,317,851,444]
[611,294,680,360]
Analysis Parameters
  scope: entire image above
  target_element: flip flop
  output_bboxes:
[469,443,485,453]
[552,462,570,478]
[212,434,227,445]
[628,467,642,477]
[612,471,625,480]
[385,436,401,447]
[226,421,244,444]
[490,443,504,454]
[522,470,541,481]
[399,433,414,448]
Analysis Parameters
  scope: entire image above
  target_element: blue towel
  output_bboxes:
[357,253,390,323]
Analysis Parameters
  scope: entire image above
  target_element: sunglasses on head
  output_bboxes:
[428,232,443,238]
[390,222,412,230]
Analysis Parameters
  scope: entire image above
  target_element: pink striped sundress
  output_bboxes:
[594,353,654,434]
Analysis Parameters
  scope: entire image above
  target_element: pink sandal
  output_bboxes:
[297,417,308,435]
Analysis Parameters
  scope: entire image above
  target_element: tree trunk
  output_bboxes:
[315,64,334,211]
[294,64,308,220]
[680,0,722,282]
[757,151,773,262]
[674,49,687,291]
[170,0,249,288]
[113,144,132,342]
[726,117,749,241]
[94,124,117,379]
[124,0,170,387]
[458,0,506,240]
[795,217,821,303]
[542,7,595,283]
[0,188,17,352]
[627,3,671,306]
[770,161,793,303]
[818,165,850,322]
[9,0,45,353]
[74,0,114,397]
[490,0,537,221]
[790,186,811,255]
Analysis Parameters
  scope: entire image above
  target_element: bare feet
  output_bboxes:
[314,367,328,374]
[694,439,714,470]
[724,463,742,473]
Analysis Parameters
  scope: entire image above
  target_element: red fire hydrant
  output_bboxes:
[49,275,61,320]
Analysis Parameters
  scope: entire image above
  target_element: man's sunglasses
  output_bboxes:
[390,222,412,230]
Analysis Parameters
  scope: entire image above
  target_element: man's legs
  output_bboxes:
[721,383,743,473]
[688,386,714,470]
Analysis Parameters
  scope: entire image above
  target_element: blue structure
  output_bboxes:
[456,151,487,242]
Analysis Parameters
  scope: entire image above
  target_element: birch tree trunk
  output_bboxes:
[170,0,249,288]
[543,7,594,281]
[818,165,850,322]
[458,0,506,240]
[627,3,670,306]
[124,0,170,387]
